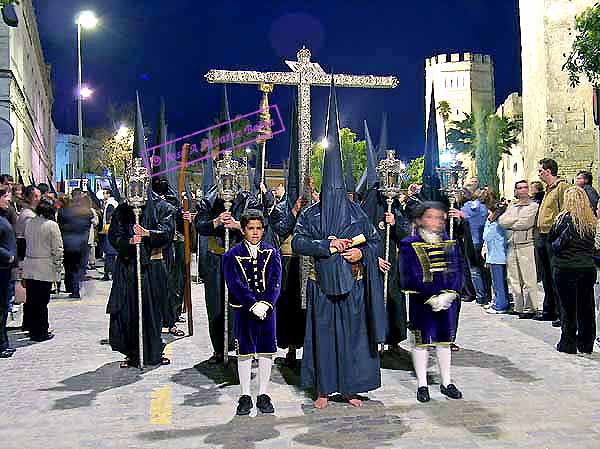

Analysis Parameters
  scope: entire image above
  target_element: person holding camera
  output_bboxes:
[482,201,509,314]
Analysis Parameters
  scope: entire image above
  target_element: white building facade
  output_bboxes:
[0,0,56,181]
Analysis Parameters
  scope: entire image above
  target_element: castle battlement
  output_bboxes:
[426,53,493,67]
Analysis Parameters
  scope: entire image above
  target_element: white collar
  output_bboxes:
[245,240,260,259]
[418,228,443,244]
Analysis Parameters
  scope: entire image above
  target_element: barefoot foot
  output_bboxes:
[346,397,363,407]
[314,396,329,409]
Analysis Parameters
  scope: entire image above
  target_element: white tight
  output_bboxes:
[237,355,273,396]
[411,345,452,388]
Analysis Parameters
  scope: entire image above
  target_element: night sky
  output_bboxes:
[32,0,521,163]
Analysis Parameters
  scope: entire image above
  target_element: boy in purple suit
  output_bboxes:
[223,209,282,416]
[399,202,464,403]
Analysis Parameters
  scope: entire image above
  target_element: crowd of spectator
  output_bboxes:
[0,174,117,358]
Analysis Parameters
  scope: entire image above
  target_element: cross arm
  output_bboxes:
[205,70,300,86]
[309,73,399,89]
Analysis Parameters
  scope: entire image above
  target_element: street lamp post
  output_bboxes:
[76,10,98,176]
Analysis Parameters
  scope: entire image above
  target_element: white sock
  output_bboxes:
[238,357,252,397]
[258,356,273,395]
[411,347,429,388]
[436,346,452,387]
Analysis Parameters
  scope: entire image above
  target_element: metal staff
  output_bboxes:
[178,144,194,336]
[216,151,245,365]
[377,150,406,305]
[127,158,149,370]
[436,158,468,240]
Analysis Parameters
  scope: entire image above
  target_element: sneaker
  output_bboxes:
[485,308,508,315]
[256,394,275,414]
[416,386,430,403]
[440,383,463,399]
[236,395,253,416]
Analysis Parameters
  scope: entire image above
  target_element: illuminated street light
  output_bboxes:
[320,137,329,148]
[79,86,93,99]
[76,10,99,176]
[116,125,130,141]
[76,10,99,29]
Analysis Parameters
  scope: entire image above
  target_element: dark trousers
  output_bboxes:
[64,251,82,295]
[204,252,232,354]
[554,268,597,353]
[535,234,560,319]
[24,279,52,340]
[105,255,115,277]
[0,269,11,350]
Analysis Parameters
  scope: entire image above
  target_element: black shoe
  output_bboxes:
[518,312,535,319]
[416,386,430,403]
[578,347,593,355]
[256,394,275,413]
[0,349,14,358]
[207,353,223,364]
[30,332,55,342]
[556,343,576,354]
[236,395,253,415]
[440,383,463,399]
[508,310,520,316]
[533,313,555,321]
[69,293,81,299]
[552,319,561,328]
[461,297,475,302]
[101,276,110,281]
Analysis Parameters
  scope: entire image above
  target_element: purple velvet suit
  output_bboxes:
[222,241,282,356]
[399,234,463,346]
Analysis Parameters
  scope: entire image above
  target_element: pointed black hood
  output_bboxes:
[320,74,350,236]
[422,83,441,201]
[355,120,378,194]
[153,98,167,175]
[376,112,388,161]
[286,96,300,206]
[133,91,146,160]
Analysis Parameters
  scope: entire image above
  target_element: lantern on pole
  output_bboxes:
[127,157,149,370]
[377,150,406,305]
[215,151,247,365]
[436,157,468,239]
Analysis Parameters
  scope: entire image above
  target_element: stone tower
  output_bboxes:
[519,0,598,182]
[425,53,496,153]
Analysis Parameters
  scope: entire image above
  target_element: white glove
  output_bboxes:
[425,295,444,312]
[251,302,270,320]
[437,292,458,311]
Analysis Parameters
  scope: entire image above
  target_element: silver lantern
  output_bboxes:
[377,150,407,306]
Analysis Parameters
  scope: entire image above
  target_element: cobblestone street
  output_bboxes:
[2,267,600,449]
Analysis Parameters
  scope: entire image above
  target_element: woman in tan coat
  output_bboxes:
[22,198,63,342]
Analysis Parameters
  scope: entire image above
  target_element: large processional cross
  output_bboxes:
[205,46,399,303]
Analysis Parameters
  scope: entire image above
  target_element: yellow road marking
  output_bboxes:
[150,385,172,425]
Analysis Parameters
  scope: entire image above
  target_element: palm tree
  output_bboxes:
[446,108,520,191]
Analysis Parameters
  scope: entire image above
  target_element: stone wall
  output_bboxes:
[425,52,495,154]
[519,0,598,184]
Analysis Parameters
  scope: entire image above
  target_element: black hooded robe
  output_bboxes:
[106,198,175,366]
[270,197,305,349]
[292,202,387,396]
[361,188,409,344]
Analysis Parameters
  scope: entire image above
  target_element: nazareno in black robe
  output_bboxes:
[106,194,175,366]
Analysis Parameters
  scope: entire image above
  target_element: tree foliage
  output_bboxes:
[446,108,520,192]
[404,156,424,188]
[309,128,366,191]
[564,3,600,87]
